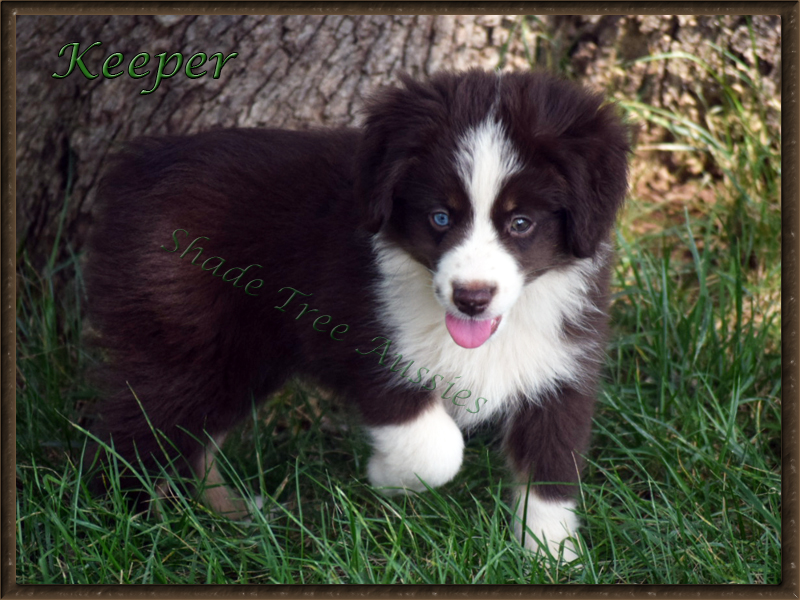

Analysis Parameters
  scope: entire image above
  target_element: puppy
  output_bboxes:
[86,69,629,560]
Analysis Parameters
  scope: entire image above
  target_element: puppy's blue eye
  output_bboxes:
[431,212,450,228]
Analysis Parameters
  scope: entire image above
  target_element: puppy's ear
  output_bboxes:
[356,73,446,234]
[561,104,630,259]
[355,79,408,234]
[354,114,409,234]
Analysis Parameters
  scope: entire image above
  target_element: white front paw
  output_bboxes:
[513,489,580,562]
[366,402,464,494]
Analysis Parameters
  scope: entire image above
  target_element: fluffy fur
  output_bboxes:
[85,69,629,559]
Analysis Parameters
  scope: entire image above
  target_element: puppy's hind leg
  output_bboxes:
[191,432,253,520]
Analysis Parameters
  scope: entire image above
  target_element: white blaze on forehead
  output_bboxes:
[433,118,525,319]
[456,118,523,223]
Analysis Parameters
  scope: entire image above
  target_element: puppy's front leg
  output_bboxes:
[504,386,595,561]
[365,400,464,494]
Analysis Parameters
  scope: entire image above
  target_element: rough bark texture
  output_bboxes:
[16,14,780,266]
[16,14,509,265]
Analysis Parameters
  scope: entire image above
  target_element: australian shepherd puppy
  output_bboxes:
[86,69,629,560]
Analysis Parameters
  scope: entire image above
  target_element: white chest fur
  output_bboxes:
[371,242,605,429]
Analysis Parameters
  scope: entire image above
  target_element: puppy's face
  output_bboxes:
[384,120,569,348]
[357,70,629,348]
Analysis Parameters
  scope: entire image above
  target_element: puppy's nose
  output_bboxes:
[452,284,497,317]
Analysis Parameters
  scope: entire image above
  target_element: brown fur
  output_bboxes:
[85,69,629,515]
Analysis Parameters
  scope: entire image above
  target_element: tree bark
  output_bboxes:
[16,14,509,265]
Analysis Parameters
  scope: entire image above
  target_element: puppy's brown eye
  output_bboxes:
[509,217,533,235]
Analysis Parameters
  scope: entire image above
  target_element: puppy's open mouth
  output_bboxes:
[445,314,502,349]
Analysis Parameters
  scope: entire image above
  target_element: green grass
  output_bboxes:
[15,34,781,584]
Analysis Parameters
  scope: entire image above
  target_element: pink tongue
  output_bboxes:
[445,314,494,349]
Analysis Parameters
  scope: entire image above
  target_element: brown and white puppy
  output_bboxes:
[86,69,629,560]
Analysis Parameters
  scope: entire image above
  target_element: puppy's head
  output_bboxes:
[356,70,629,348]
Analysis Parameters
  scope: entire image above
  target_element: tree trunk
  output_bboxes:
[16,14,509,265]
